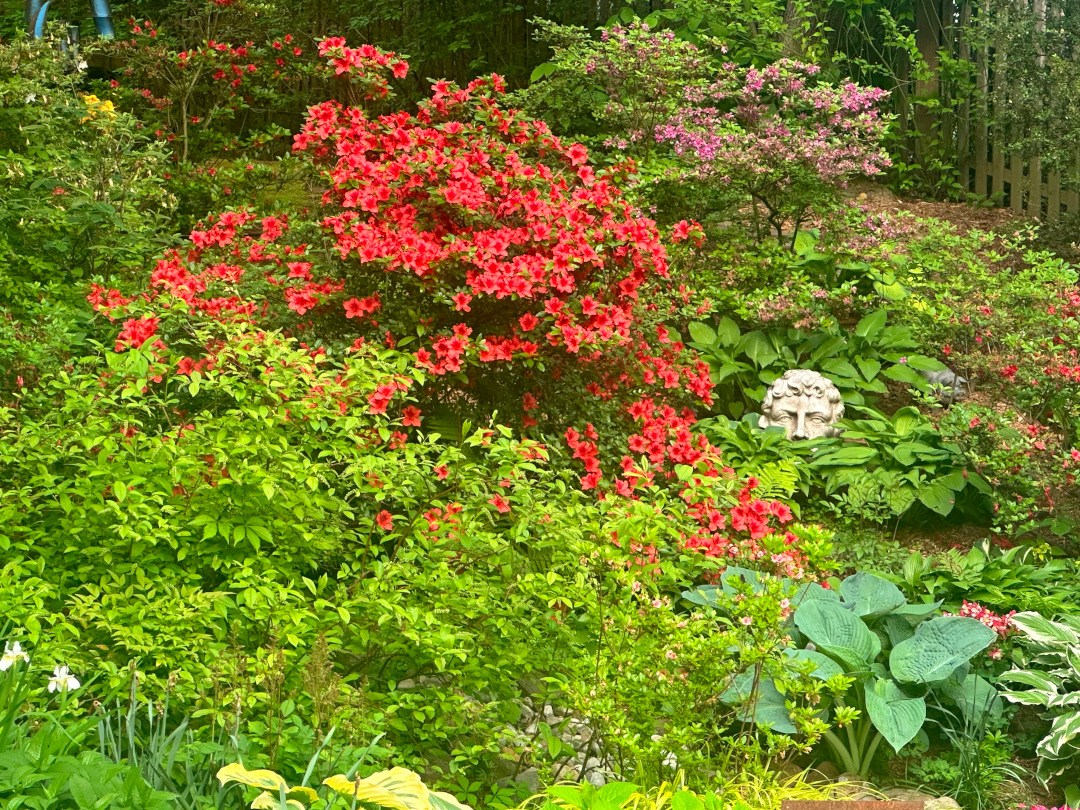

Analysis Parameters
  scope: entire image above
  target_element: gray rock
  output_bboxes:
[924,799,962,810]
[396,678,416,690]
[585,770,607,788]
[883,789,935,803]
[919,367,968,404]
[514,768,540,794]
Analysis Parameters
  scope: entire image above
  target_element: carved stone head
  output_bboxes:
[759,369,844,440]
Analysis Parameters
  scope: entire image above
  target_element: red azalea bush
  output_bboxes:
[91,39,716,481]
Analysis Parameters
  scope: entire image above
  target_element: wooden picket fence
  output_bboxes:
[918,0,1078,220]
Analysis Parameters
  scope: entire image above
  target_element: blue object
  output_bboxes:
[26,0,114,39]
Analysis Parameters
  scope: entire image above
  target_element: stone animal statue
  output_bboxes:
[919,367,968,404]
[759,369,845,440]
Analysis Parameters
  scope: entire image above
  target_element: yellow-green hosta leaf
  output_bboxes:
[251,791,306,810]
[430,790,474,810]
[288,787,319,803]
[323,767,429,810]
[217,763,290,793]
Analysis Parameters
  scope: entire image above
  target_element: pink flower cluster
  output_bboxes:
[656,59,890,196]
[946,600,1015,636]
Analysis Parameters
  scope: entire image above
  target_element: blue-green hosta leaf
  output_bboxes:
[941,673,1000,720]
[863,677,925,753]
[794,601,880,671]
[792,581,841,606]
[882,614,916,647]
[838,572,906,618]
[720,672,796,734]
[1012,612,1080,647]
[785,647,844,681]
[681,586,722,608]
[889,617,996,684]
[891,600,943,619]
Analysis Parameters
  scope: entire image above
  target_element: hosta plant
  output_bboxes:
[808,406,993,521]
[997,612,1080,781]
[218,761,472,810]
[712,572,998,776]
[687,309,944,419]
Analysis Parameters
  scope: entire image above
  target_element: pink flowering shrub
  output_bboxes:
[656,59,891,244]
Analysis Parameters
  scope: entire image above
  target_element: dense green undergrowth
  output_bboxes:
[3,5,1080,810]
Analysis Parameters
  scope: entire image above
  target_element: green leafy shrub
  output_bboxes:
[687,310,943,418]
[808,406,992,523]
[898,542,1079,617]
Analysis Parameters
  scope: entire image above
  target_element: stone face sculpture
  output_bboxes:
[759,369,845,440]
[919,367,968,404]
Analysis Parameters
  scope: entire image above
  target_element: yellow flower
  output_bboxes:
[80,94,116,123]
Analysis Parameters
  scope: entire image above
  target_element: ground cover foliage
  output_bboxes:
[3,3,1080,810]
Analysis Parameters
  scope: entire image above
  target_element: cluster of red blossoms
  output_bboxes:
[683,477,805,579]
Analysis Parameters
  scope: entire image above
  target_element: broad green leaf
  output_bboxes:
[917,481,955,516]
[794,601,880,669]
[596,782,640,808]
[856,357,881,382]
[863,677,925,752]
[838,572,906,618]
[855,310,887,339]
[671,791,705,810]
[688,322,717,346]
[785,647,844,681]
[738,331,779,368]
[889,617,996,684]
[808,446,877,467]
[882,364,925,386]
[941,673,1000,720]
[820,358,860,380]
[716,317,741,347]
[903,354,946,372]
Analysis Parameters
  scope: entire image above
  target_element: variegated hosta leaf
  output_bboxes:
[1048,692,1080,709]
[1012,612,1080,647]
[1036,710,1080,759]
[324,767,429,810]
[217,763,291,793]
[998,668,1060,692]
[998,688,1054,707]
[251,792,306,810]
